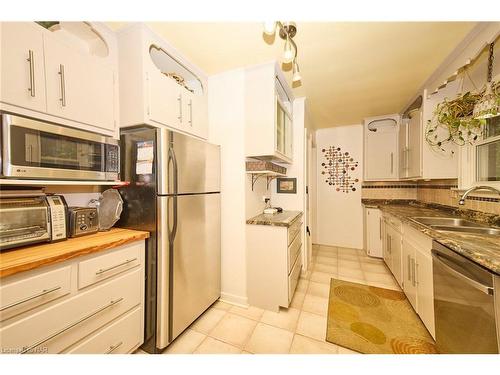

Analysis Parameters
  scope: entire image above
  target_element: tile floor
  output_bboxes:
[137,244,401,354]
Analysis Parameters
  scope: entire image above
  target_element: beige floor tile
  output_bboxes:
[337,345,361,354]
[318,244,337,252]
[361,263,389,274]
[209,313,257,348]
[194,337,241,354]
[315,256,338,266]
[307,281,331,298]
[229,305,265,321]
[364,272,397,283]
[338,267,364,279]
[290,291,306,309]
[260,307,300,332]
[244,323,294,354]
[310,271,336,284]
[316,249,337,258]
[336,275,366,284]
[211,300,233,311]
[191,308,226,334]
[337,253,359,261]
[296,311,327,341]
[296,278,309,293]
[163,329,206,354]
[314,263,338,274]
[302,293,329,316]
[300,269,312,280]
[289,334,339,354]
[338,259,361,270]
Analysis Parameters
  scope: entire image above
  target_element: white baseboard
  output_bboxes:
[219,291,248,308]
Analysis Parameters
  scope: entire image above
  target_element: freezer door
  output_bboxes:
[157,129,220,195]
[170,193,221,341]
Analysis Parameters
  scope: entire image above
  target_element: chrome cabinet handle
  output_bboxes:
[407,255,411,282]
[27,50,35,97]
[58,64,66,107]
[411,258,416,287]
[0,286,61,312]
[390,153,394,174]
[379,217,382,240]
[415,261,419,286]
[20,298,124,354]
[177,95,182,122]
[188,99,193,126]
[433,254,493,295]
[95,258,138,275]
[105,341,123,354]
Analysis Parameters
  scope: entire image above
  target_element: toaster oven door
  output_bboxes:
[0,198,51,250]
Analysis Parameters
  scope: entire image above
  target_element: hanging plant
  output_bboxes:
[425,90,485,153]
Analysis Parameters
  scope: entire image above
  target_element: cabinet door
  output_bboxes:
[402,240,418,309]
[383,224,392,270]
[276,100,286,156]
[416,248,435,338]
[0,22,47,112]
[189,93,208,139]
[365,130,398,180]
[148,69,182,129]
[284,112,293,159]
[407,110,422,178]
[399,119,408,178]
[391,230,403,287]
[366,209,383,258]
[44,35,82,121]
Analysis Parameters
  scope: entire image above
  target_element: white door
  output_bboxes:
[365,128,398,180]
[407,110,422,178]
[44,35,82,121]
[148,69,182,129]
[402,240,418,309]
[0,22,47,112]
[416,248,435,338]
[366,208,383,258]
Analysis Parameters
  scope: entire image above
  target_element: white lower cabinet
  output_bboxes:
[382,214,403,287]
[246,217,303,311]
[364,207,383,258]
[0,241,145,354]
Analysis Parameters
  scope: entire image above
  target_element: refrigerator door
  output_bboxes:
[157,129,220,195]
[169,193,221,341]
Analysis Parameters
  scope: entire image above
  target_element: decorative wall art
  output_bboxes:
[321,146,359,193]
[276,177,297,194]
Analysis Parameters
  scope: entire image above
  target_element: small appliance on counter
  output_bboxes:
[0,189,68,250]
[262,198,283,215]
[89,188,123,231]
[67,207,99,238]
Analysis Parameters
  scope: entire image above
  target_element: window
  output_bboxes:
[475,116,500,184]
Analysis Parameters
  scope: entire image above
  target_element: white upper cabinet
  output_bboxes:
[399,109,422,179]
[0,22,47,113]
[364,114,399,180]
[117,24,208,139]
[245,62,294,164]
[0,22,119,137]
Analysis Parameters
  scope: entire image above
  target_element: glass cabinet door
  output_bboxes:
[284,111,293,158]
[476,117,500,182]
[276,99,285,155]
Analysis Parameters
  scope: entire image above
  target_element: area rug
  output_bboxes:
[326,279,438,354]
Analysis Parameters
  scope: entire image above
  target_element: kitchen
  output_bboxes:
[0,2,499,372]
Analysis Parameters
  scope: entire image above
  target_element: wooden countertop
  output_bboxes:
[0,228,150,279]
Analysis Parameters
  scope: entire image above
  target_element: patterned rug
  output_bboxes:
[326,279,438,354]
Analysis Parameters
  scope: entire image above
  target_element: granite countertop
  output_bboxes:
[362,199,500,275]
[246,210,303,227]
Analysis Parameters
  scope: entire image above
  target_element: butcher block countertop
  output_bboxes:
[0,228,150,279]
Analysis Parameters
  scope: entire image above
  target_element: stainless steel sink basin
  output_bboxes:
[411,217,484,227]
[430,225,500,236]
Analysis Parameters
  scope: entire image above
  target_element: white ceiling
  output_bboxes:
[109,22,476,128]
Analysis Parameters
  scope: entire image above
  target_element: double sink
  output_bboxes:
[411,217,500,236]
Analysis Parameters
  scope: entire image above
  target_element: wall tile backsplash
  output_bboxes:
[362,179,500,215]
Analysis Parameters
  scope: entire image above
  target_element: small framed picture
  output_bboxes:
[276,177,297,194]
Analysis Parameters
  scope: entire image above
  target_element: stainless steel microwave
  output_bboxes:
[1,114,119,181]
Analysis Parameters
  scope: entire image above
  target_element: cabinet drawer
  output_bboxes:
[0,268,142,354]
[288,253,303,303]
[78,242,142,289]
[287,233,302,274]
[66,307,142,354]
[0,266,71,322]
[287,220,302,245]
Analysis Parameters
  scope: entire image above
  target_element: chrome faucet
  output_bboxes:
[459,186,500,205]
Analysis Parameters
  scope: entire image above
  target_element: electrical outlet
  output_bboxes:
[262,196,270,203]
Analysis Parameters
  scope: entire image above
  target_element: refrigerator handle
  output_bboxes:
[168,146,178,240]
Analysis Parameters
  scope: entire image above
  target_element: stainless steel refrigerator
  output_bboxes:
[118,126,221,353]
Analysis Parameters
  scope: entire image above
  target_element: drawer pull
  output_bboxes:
[20,297,124,354]
[95,258,138,275]
[105,341,123,354]
[0,286,62,312]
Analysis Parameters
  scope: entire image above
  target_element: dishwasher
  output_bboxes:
[432,241,499,353]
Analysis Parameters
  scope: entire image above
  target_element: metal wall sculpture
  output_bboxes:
[321,146,359,193]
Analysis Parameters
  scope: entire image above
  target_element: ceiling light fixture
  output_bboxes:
[473,42,499,120]
[263,21,302,84]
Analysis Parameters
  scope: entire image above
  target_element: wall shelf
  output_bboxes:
[246,171,286,191]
